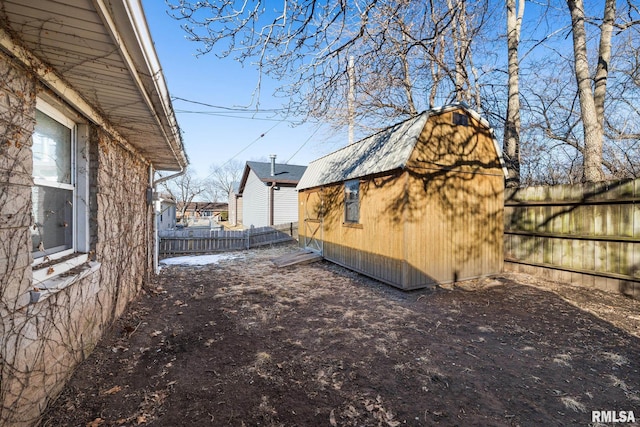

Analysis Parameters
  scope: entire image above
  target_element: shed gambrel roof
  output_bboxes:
[297,104,505,191]
[238,161,307,193]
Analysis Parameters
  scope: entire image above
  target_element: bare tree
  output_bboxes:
[167,0,493,132]
[503,0,524,187]
[166,0,639,185]
[566,0,614,182]
[513,0,639,185]
[158,168,203,224]
[204,160,244,202]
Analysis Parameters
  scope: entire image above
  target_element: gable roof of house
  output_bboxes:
[297,104,504,191]
[0,0,187,171]
[238,161,307,193]
[231,181,241,195]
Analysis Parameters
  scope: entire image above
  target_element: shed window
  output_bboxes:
[453,112,469,126]
[344,180,360,223]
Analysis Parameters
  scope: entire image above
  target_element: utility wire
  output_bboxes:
[172,96,284,113]
[175,110,285,122]
[285,126,322,164]
[202,119,285,181]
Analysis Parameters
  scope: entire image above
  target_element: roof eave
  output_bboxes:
[96,0,188,171]
[0,0,188,172]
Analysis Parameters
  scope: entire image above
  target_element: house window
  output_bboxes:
[344,179,360,223]
[31,99,89,262]
[453,112,469,126]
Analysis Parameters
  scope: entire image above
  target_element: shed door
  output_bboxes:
[303,189,323,254]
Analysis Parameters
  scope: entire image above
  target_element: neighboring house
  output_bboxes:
[239,156,306,228]
[157,197,178,231]
[297,104,506,290]
[0,1,188,426]
[178,201,228,221]
[228,181,243,226]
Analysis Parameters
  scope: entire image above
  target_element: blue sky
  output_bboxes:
[141,0,345,178]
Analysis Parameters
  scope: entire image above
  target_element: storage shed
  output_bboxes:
[297,104,506,290]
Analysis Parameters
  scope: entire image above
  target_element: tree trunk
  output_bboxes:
[504,0,524,188]
[593,0,616,137]
[567,0,607,182]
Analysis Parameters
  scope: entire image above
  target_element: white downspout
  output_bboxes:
[152,167,185,274]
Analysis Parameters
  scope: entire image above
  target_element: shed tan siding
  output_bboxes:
[324,172,408,286]
[402,110,504,285]
[299,109,504,289]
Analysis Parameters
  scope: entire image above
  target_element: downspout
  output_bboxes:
[269,183,275,226]
[269,155,276,226]
[152,167,185,274]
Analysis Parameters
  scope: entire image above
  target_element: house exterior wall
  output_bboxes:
[0,51,153,427]
[158,201,176,231]
[228,193,243,226]
[242,170,269,228]
[273,185,299,225]
[298,110,504,290]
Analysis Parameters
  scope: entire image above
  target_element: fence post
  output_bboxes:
[245,227,251,250]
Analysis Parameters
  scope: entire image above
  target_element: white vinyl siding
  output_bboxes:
[242,171,269,227]
[273,186,299,225]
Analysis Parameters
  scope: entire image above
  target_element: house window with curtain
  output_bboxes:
[344,179,360,223]
[31,98,92,287]
[30,98,93,293]
[31,102,76,259]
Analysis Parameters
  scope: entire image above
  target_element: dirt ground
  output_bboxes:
[41,243,640,427]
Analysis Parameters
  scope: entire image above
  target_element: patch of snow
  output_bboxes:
[160,253,241,266]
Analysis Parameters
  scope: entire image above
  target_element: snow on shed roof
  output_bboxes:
[297,111,429,191]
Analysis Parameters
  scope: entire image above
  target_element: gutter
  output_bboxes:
[94,0,188,170]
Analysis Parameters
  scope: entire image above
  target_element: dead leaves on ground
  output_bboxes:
[329,395,400,427]
[100,385,122,396]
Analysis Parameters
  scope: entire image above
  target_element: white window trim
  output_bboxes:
[30,98,91,299]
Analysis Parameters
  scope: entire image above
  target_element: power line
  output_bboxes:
[285,126,322,164]
[202,119,285,181]
[172,96,284,113]
[175,110,285,121]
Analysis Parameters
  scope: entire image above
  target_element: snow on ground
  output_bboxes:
[160,253,242,266]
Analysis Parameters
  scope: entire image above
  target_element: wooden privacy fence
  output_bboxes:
[504,179,640,298]
[159,223,298,256]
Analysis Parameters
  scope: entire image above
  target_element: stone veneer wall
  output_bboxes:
[0,51,153,426]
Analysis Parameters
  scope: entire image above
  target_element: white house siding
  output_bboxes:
[273,186,299,225]
[158,201,176,231]
[242,170,269,227]
[228,193,237,225]
[228,190,243,226]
